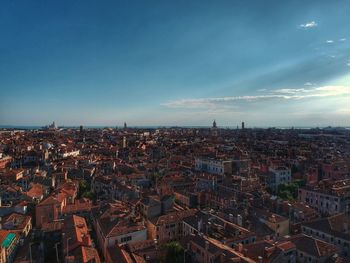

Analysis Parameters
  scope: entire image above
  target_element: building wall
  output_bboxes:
[195,158,232,175]
[267,167,291,191]
[95,218,147,259]
[298,188,343,215]
[147,220,182,243]
[262,218,290,237]
[106,228,147,247]
[141,201,161,219]
[147,220,157,241]
[0,247,5,263]
[175,192,191,207]
[189,241,214,263]
[302,226,350,257]
[35,203,59,228]
[296,250,329,263]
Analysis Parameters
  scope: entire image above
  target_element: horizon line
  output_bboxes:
[1,124,350,130]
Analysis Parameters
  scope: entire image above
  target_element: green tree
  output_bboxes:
[78,180,95,201]
[277,180,305,200]
[161,241,184,263]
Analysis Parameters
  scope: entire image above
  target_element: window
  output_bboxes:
[121,236,132,243]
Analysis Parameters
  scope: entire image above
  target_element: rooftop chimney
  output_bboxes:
[343,222,348,234]
[205,241,209,250]
[237,243,243,253]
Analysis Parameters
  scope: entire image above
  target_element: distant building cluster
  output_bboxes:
[0,123,349,262]
[43,121,58,130]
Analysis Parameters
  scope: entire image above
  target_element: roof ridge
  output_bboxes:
[314,238,321,256]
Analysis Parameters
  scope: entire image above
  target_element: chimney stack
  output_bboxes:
[205,241,209,250]
[343,222,348,233]
[238,243,243,253]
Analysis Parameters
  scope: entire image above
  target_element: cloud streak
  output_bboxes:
[304,82,315,86]
[299,21,317,29]
[162,86,350,109]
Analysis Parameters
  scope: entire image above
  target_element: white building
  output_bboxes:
[61,149,80,158]
[195,157,232,175]
[266,167,291,191]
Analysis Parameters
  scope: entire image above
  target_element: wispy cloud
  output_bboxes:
[299,21,317,29]
[339,38,347,42]
[304,82,315,86]
[162,86,350,109]
[326,40,334,43]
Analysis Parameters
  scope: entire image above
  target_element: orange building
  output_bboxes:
[147,209,197,243]
[62,215,101,263]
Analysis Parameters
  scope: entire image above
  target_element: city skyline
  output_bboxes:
[1,0,350,126]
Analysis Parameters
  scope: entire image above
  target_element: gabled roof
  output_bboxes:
[289,234,338,257]
[38,196,61,206]
[72,246,101,263]
[152,208,197,225]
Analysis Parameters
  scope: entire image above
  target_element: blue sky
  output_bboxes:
[1,0,350,127]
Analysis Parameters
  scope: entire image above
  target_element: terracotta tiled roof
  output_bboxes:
[38,196,61,206]
[25,183,45,198]
[154,209,197,225]
[289,234,338,257]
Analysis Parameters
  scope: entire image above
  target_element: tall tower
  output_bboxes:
[122,136,127,148]
[212,120,217,128]
[211,120,218,137]
[242,122,245,130]
[124,122,127,130]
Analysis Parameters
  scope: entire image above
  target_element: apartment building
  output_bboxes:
[195,157,232,176]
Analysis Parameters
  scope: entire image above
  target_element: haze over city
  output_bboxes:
[1,0,350,126]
